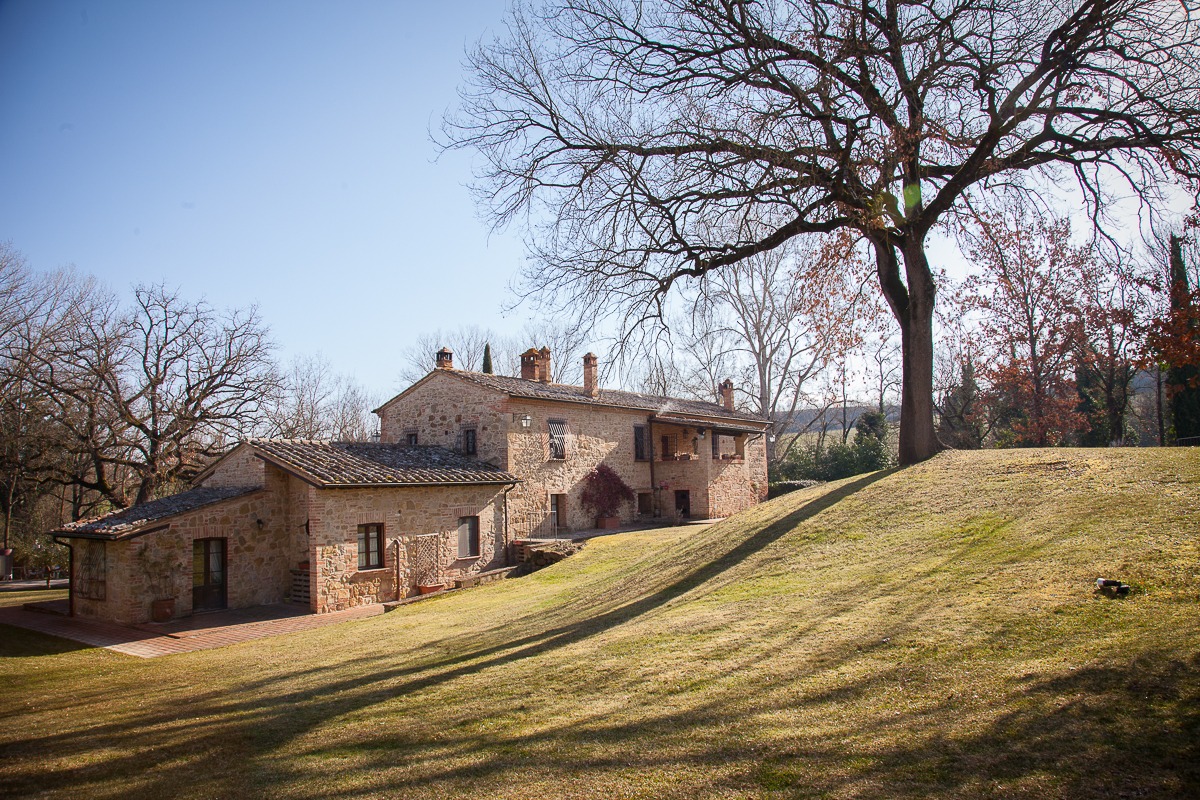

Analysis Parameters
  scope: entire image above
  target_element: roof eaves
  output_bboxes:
[53,523,172,542]
[50,487,264,539]
[372,369,491,415]
[317,477,520,489]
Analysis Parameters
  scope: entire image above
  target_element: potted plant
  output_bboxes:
[581,464,635,529]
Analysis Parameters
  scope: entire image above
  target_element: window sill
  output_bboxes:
[356,566,387,573]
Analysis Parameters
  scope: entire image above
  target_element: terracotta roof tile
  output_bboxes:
[450,371,770,425]
[54,486,260,538]
[248,440,518,487]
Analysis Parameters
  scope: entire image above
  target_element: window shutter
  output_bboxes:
[458,520,471,557]
[548,420,569,459]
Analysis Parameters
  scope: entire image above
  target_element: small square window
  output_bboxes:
[462,428,477,455]
[457,516,480,559]
[405,431,418,445]
[357,524,384,569]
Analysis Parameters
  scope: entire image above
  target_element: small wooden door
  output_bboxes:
[550,494,567,536]
[192,538,227,611]
[674,490,691,518]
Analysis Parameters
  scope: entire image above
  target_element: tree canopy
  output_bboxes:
[446,0,1200,464]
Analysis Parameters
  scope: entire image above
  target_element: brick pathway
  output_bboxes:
[0,603,383,658]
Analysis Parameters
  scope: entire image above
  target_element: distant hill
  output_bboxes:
[779,403,901,433]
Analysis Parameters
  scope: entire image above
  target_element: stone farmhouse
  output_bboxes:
[51,347,769,625]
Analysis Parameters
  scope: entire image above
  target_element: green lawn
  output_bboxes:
[2,448,1198,799]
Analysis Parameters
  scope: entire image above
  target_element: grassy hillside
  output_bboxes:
[2,449,1198,799]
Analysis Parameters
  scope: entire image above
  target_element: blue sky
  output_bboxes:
[1,0,524,397]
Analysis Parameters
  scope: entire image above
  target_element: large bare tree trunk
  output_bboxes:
[874,236,943,465]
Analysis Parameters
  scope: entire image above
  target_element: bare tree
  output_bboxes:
[397,325,505,386]
[691,235,868,462]
[445,0,1200,464]
[16,283,275,508]
[263,354,378,441]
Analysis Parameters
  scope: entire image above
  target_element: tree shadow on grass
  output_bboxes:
[0,623,94,658]
[4,474,901,791]
[16,467,1071,800]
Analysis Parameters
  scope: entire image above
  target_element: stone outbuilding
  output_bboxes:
[51,441,517,625]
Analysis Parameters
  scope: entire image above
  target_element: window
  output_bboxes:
[548,419,568,460]
[712,432,721,458]
[357,523,384,569]
[405,431,419,445]
[457,516,480,558]
[462,428,477,455]
[637,492,653,515]
[633,425,648,461]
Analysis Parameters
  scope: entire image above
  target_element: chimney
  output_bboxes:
[719,378,734,411]
[435,347,454,370]
[583,352,599,398]
[538,346,552,383]
[520,348,540,381]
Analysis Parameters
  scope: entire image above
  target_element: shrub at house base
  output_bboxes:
[580,464,635,529]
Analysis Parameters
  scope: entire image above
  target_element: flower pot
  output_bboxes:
[150,598,176,623]
[417,584,443,595]
[596,516,622,529]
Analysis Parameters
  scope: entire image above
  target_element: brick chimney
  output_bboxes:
[520,348,540,381]
[538,346,552,383]
[719,378,734,411]
[435,347,454,370]
[583,352,599,398]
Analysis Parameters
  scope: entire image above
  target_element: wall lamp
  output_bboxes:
[517,414,532,429]
[256,518,265,530]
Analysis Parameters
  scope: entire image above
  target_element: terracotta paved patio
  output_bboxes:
[0,602,383,658]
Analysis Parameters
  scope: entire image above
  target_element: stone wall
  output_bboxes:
[377,369,769,533]
[70,485,298,626]
[706,434,769,517]
[377,372,510,464]
[199,443,266,489]
[306,482,508,612]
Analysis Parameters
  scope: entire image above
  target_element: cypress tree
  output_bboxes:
[482,343,494,374]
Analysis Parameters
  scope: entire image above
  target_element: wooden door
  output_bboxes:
[192,538,227,611]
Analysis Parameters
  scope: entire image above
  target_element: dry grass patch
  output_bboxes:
[1,449,1198,799]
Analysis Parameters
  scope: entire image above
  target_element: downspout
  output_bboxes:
[647,414,657,517]
[502,481,517,566]
[54,536,73,617]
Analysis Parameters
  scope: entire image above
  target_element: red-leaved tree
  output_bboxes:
[960,205,1087,446]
